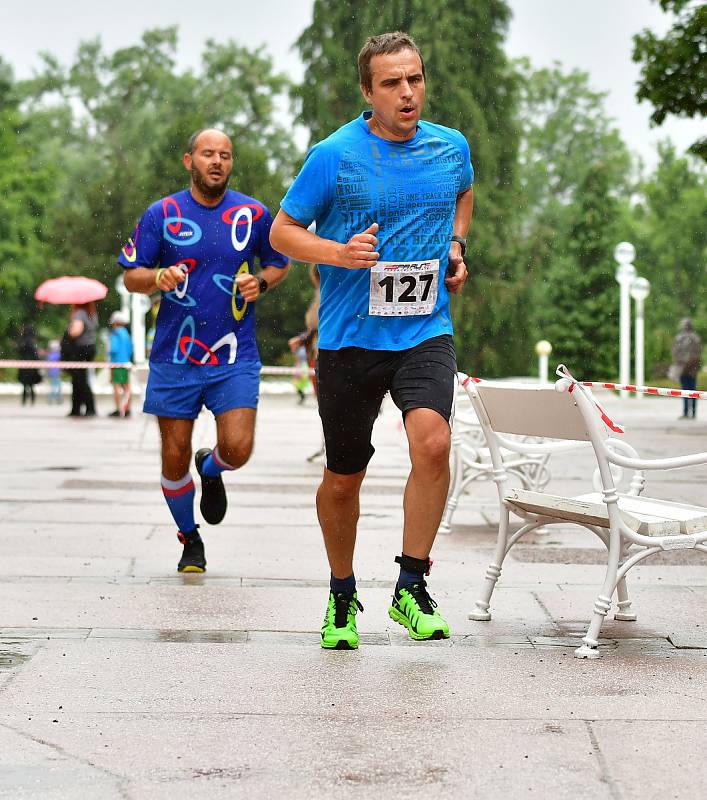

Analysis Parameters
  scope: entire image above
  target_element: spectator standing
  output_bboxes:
[672,318,702,419]
[64,302,98,417]
[108,311,134,417]
[46,340,62,404]
[15,324,42,406]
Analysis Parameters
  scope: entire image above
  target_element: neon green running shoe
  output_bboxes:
[321,591,363,650]
[389,580,450,640]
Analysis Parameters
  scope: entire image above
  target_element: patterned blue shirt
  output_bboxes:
[118,189,287,365]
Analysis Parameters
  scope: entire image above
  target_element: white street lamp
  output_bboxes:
[130,293,152,366]
[630,277,650,400]
[535,340,552,384]
[614,242,637,398]
[114,275,131,320]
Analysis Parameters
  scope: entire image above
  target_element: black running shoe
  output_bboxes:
[177,528,206,573]
[195,448,227,525]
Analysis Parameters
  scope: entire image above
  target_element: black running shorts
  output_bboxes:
[317,334,457,475]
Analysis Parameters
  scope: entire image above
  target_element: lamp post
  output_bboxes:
[130,293,152,366]
[114,275,131,320]
[535,340,552,384]
[614,242,637,399]
[630,277,650,399]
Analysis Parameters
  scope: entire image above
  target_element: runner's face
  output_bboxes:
[184,131,233,201]
[361,49,425,141]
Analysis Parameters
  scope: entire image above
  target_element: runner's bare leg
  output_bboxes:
[401,407,451,559]
[317,468,366,578]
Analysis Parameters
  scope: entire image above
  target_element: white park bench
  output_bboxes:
[439,383,574,534]
[439,384,550,534]
[462,367,707,659]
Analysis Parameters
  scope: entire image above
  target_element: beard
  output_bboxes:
[191,165,230,201]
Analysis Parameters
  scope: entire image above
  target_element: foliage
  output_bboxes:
[633,0,707,159]
[0,15,704,379]
[0,59,61,354]
[631,143,707,368]
[8,28,303,358]
[512,62,634,377]
[539,165,622,379]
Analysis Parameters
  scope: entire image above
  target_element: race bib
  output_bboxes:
[369,260,439,317]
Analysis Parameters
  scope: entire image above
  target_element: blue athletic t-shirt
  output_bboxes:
[118,189,287,365]
[280,112,473,351]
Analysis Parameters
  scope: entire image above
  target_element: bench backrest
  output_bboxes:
[473,381,593,442]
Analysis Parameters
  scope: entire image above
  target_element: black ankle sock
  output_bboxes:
[395,553,430,590]
[330,573,356,595]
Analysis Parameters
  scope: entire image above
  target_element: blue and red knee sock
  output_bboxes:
[199,446,235,478]
[161,472,197,533]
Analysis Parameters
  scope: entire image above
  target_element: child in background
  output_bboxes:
[46,340,62,403]
[108,311,134,417]
[288,335,310,404]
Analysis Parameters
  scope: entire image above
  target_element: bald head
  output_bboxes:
[187,128,232,154]
[183,129,233,205]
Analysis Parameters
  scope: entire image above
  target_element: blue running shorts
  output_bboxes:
[143,361,261,419]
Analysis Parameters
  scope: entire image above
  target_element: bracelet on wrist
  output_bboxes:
[155,268,165,287]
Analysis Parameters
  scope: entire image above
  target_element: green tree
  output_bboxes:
[15,28,303,360]
[295,0,522,374]
[0,59,60,356]
[539,164,621,380]
[631,143,707,369]
[512,63,634,375]
[633,0,707,159]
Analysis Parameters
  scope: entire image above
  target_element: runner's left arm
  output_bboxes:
[235,262,290,302]
[235,206,291,302]
[445,187,473,295]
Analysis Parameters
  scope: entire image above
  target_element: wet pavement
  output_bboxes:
[1,386,706,798]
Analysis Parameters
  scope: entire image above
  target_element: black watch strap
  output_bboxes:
[257,276,268,295]
[451,235,467,256]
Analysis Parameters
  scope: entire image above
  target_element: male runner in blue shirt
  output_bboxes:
[120,128,289,573]
[270,32,473,648]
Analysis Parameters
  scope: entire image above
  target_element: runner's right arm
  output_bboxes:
[270,211,379,269]
[123,266,186,294]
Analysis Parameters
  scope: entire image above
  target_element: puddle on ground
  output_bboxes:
[0,649,31,670]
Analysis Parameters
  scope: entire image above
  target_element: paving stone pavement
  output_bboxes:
[1,386,707,799]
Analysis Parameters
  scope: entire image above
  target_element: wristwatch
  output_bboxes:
[257,276,268,295]
[451,235,467,257]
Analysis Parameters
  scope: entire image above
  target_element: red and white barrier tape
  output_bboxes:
[462,370,626,434]
[576,380,707,400]
[260,366,316,377]
[0,360,133,370]
[0,360,314,376]
[554,365,625,434]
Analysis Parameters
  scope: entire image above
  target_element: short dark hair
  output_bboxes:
[358,32,425,91]
[187,129,207,154]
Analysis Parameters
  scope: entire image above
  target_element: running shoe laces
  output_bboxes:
[404,580,436,614]
[334,592,364,628]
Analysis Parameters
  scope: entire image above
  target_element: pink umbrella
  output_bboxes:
[35,276,108,305]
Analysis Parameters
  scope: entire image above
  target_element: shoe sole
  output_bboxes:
[178,565,206,573]
[321,638,358,650]
[388,607,449,640]
[195,448,228,525]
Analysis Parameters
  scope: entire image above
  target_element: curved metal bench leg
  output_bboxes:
[614,575,637,621]
[613,542,637,621]
[439,432,463,535]
[575,525,622,659]
[469,506,510,621]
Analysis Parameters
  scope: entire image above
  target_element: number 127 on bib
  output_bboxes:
[368,259,439,317]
